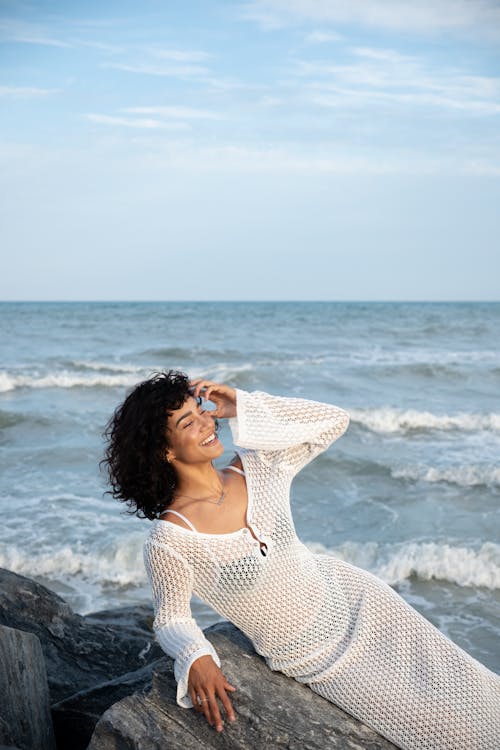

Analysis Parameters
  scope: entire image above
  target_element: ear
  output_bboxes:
[166,450,175,463]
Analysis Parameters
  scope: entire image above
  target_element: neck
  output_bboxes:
[173,460,222,499]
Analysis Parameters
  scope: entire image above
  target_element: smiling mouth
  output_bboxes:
[200,433,218,447]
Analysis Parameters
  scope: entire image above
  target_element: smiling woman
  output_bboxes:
[102,370,194,520]
[103,370,500,748]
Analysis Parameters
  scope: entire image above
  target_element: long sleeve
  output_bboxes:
[143,538,221,708]
[229,388,349,476]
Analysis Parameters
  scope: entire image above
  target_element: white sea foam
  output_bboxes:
[199,362,254,383]
[71,360,146,373]
[350,407,500,434]
[0,362,255,392]
[392,464,500,488]
[0,370,144,392]
[345,348,500,367]
[3,534,499,608]
[0,532,147,587]
[307,540,500,589]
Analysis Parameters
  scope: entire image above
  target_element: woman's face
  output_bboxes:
[165,395,224,466]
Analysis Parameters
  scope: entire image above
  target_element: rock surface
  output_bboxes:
[88,622,397,750]
[52,659,164,750]
[0,568,162,704]
[0,569,397,750]
[0,623,56,750]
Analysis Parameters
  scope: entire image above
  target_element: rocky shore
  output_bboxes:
[0,568,397,749]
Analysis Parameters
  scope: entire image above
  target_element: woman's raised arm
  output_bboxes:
[228,388,349,475]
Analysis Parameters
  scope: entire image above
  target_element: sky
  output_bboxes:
[1,0,499,301]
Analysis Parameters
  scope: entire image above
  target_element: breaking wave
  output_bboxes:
[0,371,142,392]
[0,532,147,589]
[307,540,500,589]
[0,361,255,392]
[350,407,500,434]
[392,464,500,488]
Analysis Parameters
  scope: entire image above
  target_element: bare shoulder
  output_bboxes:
[227,453,244,471]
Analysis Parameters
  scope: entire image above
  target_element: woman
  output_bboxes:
[104,370,500,749]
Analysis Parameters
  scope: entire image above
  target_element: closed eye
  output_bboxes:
[183,400,203,428]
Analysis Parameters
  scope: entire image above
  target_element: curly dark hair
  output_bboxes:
[102,370,193,520]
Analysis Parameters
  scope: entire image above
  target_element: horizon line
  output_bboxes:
[0,299,499,304]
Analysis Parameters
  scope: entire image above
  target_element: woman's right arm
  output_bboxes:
[143,539,236,731]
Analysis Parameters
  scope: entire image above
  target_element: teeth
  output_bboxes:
[201,433,216,446]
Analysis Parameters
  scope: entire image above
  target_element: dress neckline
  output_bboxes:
[157,451,254,538]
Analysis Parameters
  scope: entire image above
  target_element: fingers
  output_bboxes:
[189,379,226,401]
[201,694,216,729]
[219,685,236,724]
[189,380,236,420]
[190,687,203,714]
[188,657,236,732]
[207,692,224,732]
[191,685,236,732]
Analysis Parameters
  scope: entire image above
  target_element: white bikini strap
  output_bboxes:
[225,465,246,477]
[161,509,198,532]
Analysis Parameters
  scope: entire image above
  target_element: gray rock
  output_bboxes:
[52,659,164,750]
[0,624,56,750]
[88,622,397,750]
[0,568,162,703]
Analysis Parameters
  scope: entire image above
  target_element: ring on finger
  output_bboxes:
[197,696,209,705]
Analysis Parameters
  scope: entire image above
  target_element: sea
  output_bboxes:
[0,301,499,674]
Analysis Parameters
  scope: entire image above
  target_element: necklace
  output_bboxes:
[175,481,226,506]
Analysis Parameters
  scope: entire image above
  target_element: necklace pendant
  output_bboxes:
[215,491,226,506]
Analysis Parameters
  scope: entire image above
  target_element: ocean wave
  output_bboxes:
[307,540,500,589]
[350,407,500,434]
[391,464,500,488]
[0,531,147,588]
[0,362,255,392]
[138,346,192,359]
[70,360,145,373]
[0,370,144,392]
[200,362,254,383]
[4,534,498,598]
[0,409,25,429]
[346,348,500,367]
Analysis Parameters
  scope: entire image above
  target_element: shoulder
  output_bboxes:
[227,453,244,471]
[144,520,179,551]
[143,527,194,571]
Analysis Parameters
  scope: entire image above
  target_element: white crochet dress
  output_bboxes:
[143,389,500,750]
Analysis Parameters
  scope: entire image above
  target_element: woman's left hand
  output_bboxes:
[189,379,237,419]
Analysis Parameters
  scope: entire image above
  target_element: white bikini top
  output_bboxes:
[161,465,246,533]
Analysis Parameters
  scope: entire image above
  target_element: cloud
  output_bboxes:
[84,113,190,130]
[305,30,343,44]
[72,39,125,54]
[296,47,500,115]
[0,85,60,97]
[117,139,500,177]
[102,61,209,78]
[0,19,71,47]
[149,48,212,63]
[243,0,500,37]
[122,106,222,120]
[311,88,500,115]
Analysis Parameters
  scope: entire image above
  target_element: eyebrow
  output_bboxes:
[175,410,193,428]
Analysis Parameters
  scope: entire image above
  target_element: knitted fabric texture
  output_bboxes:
[143,389,500,750]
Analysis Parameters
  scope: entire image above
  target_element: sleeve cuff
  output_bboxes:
[228,388,248,446]
[174,642,221,708]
